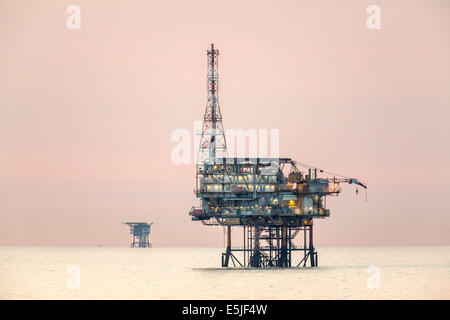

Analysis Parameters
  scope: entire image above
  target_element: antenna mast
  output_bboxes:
[198,44,227,164]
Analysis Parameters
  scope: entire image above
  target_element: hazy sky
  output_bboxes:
[1,0,449,247]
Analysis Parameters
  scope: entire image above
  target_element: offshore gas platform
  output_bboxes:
[189,44,366,268]
[123,222,153,248]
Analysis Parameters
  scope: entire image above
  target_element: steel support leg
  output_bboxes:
[309,224,316,267]
[222,226,232,267]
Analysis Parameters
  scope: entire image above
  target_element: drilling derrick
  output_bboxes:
[197,44,227,164]
[190,45,367,268]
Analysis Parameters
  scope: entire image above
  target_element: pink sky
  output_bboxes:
[0,0,449,247]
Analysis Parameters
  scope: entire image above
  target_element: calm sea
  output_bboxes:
[0,246,449,299]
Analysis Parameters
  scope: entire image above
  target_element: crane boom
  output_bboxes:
[328,177,367,189]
